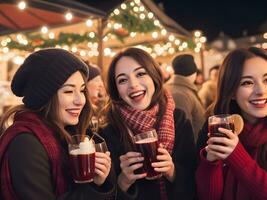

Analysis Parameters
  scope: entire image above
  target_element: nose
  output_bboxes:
[255,82,267,96]
[129,75,139,88]
[73,91,85,105]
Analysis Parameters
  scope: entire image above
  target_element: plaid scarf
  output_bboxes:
[119,91,175,200]
[0,111,68,199]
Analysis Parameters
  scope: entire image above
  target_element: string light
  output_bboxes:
[86,19,93,27]
[174,39,180,45]
[41,26,48,34]
[130,32,136,37]
[152,32,158,38]
[71,47,77,53]
[139,6,145,12]
[121,3,127,9]
[3,47,9,53]
[114,9,120,15]
[148,12,154,19]
[161,29,167,36]
[182,42,188,48]
[168,35,175,41]
[89,32,95,38]
[139,13,145,20]
[18,1,26,10]
[80,50,86,57]
[65,12,73,21]
[200,36,207,43]
[194,30,202,38]
[48,32,55,39]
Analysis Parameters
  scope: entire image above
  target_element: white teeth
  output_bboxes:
[130,91,144,98]
[250,99,267,104]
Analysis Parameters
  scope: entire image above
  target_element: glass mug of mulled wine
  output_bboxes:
[132,129,162,180]
[68,135,95,183]
[208,114,235,137]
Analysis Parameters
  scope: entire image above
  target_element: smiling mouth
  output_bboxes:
[129,91,145,99]
[66,109,81,117]
[250,99,267,106]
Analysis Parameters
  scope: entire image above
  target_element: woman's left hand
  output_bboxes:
[151,144,175,182]
[93,151,111,186]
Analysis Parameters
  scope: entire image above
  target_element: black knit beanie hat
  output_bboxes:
[88,65,101,81]
[172,54,197,76]
[11,48,88,110]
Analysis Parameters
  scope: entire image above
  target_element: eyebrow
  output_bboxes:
[115,66,144,80]
[241,73,267,79]
[61,83,86,88]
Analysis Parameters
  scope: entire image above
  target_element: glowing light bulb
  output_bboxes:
[18,1,26,10]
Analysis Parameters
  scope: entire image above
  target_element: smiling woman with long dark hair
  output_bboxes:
[101,47,197,200]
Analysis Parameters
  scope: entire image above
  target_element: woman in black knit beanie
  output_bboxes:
[0,48,116,199]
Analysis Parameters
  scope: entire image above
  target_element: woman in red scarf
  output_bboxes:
[0,49,115,199]
[101,48,197,200]
[196,47,267,200]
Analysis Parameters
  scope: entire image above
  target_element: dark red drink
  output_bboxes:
[69,150,95,183]
[209,122,235,137]
[134,137,161,179]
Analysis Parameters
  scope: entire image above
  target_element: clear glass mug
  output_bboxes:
[68,135,95,183]
[93,133,108,153]
[208,114,235,137]
[132,129,162,180]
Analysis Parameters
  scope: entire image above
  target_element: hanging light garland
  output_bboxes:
[0,0,206,57]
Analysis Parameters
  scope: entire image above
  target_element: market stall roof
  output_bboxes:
[79,0,191,37]
[0,0,191,38]
[0,0,105,35]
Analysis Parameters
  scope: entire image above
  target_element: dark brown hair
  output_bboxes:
[213,47,267,169]
[104,47,166,151]
[213,47,267,115]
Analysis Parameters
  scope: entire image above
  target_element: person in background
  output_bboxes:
[86,63,107,111]
[194,69,204,90]
[0,49,115,200]
[196,47,267,200]
[86,63,108,132]
[101,48,197,200]
[158,62,172,83]
[166,54,205,142]
[198,65,220,109]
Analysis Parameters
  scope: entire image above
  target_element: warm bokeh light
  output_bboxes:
[18,1,26,10]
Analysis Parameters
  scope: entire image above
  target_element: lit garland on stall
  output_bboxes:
[0,0,206,57]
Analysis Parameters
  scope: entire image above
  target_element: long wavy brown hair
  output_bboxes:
[212,47,267,169]
[0,71,92,143]
[103,47,166,152]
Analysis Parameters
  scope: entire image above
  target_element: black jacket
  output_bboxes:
[7,133,116,200]
[101,108,197,200]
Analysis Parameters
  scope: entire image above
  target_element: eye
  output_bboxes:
[136,71,147,77]
[264,78,267,84]
[240,80,253,86]
[63,90,73,94]
[118,78,127,84]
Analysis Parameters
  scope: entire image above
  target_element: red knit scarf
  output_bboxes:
[119,92,175,200]
[0,111,68,199]
[223,117,267,200]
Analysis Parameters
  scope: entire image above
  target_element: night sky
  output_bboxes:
[157,0,267,41]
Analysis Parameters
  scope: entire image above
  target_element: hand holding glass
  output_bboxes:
[132,129,162,180]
